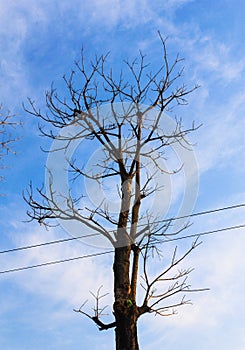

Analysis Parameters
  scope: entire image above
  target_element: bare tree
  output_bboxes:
[0,105,18,184]
[24,34,206,349]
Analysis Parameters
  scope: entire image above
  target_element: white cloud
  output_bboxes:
[192,38,245,82]
[0,223,114,311]
[138,231,245,348]
[73,0,193,30]
[193,89,245,174]
[0,1,49,104]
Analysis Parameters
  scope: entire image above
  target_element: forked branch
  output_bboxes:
[139,238,209,316]
[74,286,116,331]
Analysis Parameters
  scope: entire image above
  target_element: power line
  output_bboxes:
[1,203,244,255]
[0,233,99,254]
[162,223,245,243]
[160,203,245,223]
[1,224,245,275]
[0,250,113,275]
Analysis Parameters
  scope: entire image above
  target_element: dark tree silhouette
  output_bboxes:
[24,34,206,350]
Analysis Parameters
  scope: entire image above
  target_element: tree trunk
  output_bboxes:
[113,247,139,350]
[115,312,139,350]
[113,175,140,349]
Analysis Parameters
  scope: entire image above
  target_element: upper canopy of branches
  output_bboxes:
[24,33,199,134]
[24,33,200,248]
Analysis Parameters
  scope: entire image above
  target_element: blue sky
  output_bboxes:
[0,0,245,349]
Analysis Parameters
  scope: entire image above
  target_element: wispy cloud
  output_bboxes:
[138,222,245,348]
[0,222,113,306]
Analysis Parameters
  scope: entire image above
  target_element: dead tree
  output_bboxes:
[0,105,18,184]
[24,34,206,350]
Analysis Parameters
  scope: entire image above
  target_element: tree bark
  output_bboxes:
[113,246,139,350]
[114,308,139,350]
